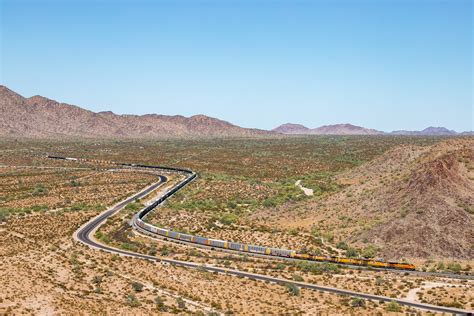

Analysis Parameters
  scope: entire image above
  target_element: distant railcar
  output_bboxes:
[209,239,227,248]
[247,245,268,255]
[156,228,168,236]
[179,234,193,242]
[194,236,209,245]
[270,248,295,258]
[228,242,244,251]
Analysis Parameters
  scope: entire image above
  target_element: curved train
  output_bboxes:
[135,218,415,271]
[48,155,416,271]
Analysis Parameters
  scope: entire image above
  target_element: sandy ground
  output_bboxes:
[1,139,473,314]
[406,281,448,301]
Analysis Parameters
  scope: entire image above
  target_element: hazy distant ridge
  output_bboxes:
[273,123,472,136]
[273,123,384,135]
[1,85,471,138]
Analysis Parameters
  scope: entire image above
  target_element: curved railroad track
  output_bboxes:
[47,156,473,315]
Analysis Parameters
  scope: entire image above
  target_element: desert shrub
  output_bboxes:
[125,202,144,212]
[131,281,144,292]
[0,207,14,222]
[385,301,401,312]
[126,294,140,307]
[447,262,462,273]
[70,202,88,211]
[154,296,167,311]
[336,241,348,250]
[92,276,102,284]
[362,245,377,258]
[346,248,359,258]
[92,204,106,211]
[149,245,157,256]
[32,184,47,196]
[30,204,48,212]
[111,254,120,261]
[176,297,186,309]
[70,180,81,187]
[70,253,79,265]
[0,211,6,222]
[440,301,463,308]
[227,201,237,209]
[120,243,138,252]
[289,228,298,236]
[437,262,445,270]
[292,274,304,282]
[263,199,276,207]
[285,283,300,296]
[375,276,383,286]
[311,226,320,238]
[275,263,285,270]
[95,231,111,243]
[296,261,340,275]
[351,297,365,307]
[324,233,334,242]
[400,208,408,218]
[220,213,237,225]
[313,237,323,246]
[160,245,170,256]
[464,206,474,214]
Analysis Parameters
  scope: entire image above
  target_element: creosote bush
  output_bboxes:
[131,281,144,292]
[385,301,401,312]
[285,283,300,296]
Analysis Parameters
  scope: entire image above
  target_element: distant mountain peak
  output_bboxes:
[27,95,55,104]
[272,123,310,134]
[312,124,383,135]
[274,123,383,135]
[391,126,459,136]
[0,85,24,101]
[421,126,456,134]
[98,110,115,115]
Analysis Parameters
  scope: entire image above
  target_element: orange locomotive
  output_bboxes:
[293,253,416,270]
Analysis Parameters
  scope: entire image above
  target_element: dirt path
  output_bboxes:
[404,281,467,302]
[295,180,313,196]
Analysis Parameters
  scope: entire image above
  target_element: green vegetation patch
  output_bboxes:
[0,205,49,222]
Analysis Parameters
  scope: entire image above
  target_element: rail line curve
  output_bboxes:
[47,156,473,315]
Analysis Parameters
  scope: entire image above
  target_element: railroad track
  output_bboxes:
[46,156,473,315]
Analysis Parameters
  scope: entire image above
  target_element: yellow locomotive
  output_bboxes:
[292,253,415,270]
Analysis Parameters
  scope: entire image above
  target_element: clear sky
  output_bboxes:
[1,0,472,132]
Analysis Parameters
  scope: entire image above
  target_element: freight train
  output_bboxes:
[47,155,416,271]
[135,218,415,270]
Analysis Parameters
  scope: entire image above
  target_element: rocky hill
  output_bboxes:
[273,123,383,135]
[0,86,271,139]
[311,123,383,135]
[272,123,311,134]
[303,138,474,260]
[391,126,458,136]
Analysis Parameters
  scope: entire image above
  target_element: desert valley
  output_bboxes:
[0,86,473,314]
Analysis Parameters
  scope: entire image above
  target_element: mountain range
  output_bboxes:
[0,85,471,138]
[273,123,473,136]
[272,123,384,135]
[0,86,269,138]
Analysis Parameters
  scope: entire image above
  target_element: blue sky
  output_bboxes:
[1,0,472,131]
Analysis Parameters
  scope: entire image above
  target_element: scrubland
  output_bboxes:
[1,136,473,314]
